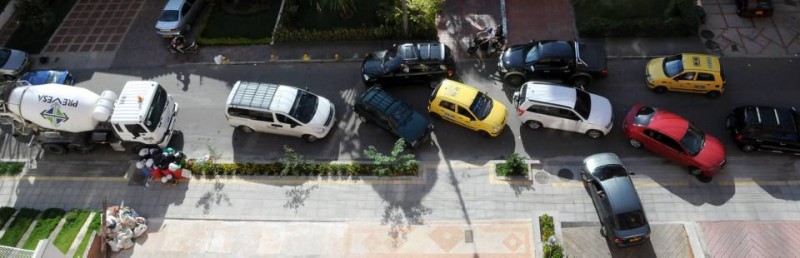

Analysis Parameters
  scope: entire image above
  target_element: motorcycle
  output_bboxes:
[467,25,505,56]
[168,35,199,54]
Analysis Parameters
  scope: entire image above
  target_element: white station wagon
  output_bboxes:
[513,81,613,138]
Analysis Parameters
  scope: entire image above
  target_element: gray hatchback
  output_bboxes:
[582,153,650,247]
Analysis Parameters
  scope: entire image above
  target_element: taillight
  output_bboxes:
[614,237,623,244]
[517,108,525,116]
[735,134,743,141]
[447,69,454,77]
[602,68,609,77]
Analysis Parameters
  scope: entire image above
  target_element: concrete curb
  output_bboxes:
[683,221,711,258]
[166,58,365,67]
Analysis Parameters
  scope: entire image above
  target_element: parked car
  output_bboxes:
[498,40,608,88]
[726,105,800,154]
[645,53,726,98]
[225,81,336,142]
[20,70,75,85]
[0,48,31,81]
[735,0,773,17]
[582,153,650,247]
[156,0,205,37]
[361,43,455,88]
[513,81,613,139]
[354,86,434,148]
[428,79,507,137]
[622,104,726,180]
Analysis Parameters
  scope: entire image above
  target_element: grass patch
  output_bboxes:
[0,208,40,247]
[293,0,385,30]
[73,212,100,258]
[0,207,15,228]
[22,208,65,250]
[0,162,25,175]
[197,2,281,44]
[53,209,91,253]
[574,0,699,37]
[4,0,78,54]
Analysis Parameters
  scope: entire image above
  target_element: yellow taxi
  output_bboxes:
[428,79,507,137]
[645,53,726,98]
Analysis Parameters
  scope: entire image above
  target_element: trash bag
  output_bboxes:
[133,223,148,238]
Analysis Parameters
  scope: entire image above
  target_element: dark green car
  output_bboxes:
[354,87,434,148]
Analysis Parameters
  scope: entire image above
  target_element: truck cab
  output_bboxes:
[110,81,179,150]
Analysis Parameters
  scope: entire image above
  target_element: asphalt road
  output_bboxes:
[9,57,800,165]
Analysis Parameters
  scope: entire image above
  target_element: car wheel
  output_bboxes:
[239,126,254,134]
[600,225,607,237]
[688,166,703,176]
[696,174,713,183]
[525,120,542,130]
[430,112,441,120]
[653,86,667,94]
[628,138,643,149]
[68,144,93,154]
[741,144,756,152]
[3,74,15,81]
[303,134,319,143]
[586,129,603,139]
[42,143,67,155]
[572,77,590,89]
[479,130,491,138]
[504,74,525,88]
[705,91,721,99]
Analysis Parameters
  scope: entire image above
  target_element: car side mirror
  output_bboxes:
[628,171,636,175]
[530,65,535,72]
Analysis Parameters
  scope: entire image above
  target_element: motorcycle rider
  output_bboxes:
[170,35,190,53]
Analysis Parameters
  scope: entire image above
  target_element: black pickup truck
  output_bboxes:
[361,43,455,88]
[497,40,608,88]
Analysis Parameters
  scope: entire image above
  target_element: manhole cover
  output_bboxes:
[557,168,573,180]
[535,172,551,184]
[705,40,720,50]
[700,29,715,40]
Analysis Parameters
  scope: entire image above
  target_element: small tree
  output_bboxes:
[496,153,528,177]
[280,145,312,176]
[363,139,418,176]
[16,0,55,31]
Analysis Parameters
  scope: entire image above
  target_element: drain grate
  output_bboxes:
[465,230,473,243]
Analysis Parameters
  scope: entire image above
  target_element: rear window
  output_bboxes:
[615,210,648,230]
[633,106,656,126]
[594,165,627,181]
[745,106,800,132]
[158,10,179,22]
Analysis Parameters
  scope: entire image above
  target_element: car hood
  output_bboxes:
[21,70,69,85]
[2,50,28,72]
[500,45,527,69]
[587,94,613,126]
[155,20,180,31]
[694,134,726,168]
[646,57,667,79]
[396,111,432,144]
[483,100,508,126]
[362,51,386,76]
[307,97,334,128]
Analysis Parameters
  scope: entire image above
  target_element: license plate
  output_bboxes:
[629,237,641,242]
[756,10,764,15]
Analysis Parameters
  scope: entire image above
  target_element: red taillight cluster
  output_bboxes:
[447,69,454,77]
[517,108,525,116]
[735,134,743,141]
[602,68,609,77]
[613,238,623,244]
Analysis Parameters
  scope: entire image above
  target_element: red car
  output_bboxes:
[622,104,726,180]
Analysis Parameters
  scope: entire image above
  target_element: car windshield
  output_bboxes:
[594,165,627,181]
[524,43,542,63]
[663,55,684,77]
[574,89,591,119]
[470,92,493,120]
[44,71,61,84]
[383,50,404,74]
[633,106,656,126]
[515,83,527,108]
[0,49,10,64]
[680,124,706,156]
[290,90,319,124]
[158,10,179,22]
[615,210,648,230]
[144,86,168,132]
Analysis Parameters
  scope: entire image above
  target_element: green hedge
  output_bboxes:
[185,161,418,177]
[575,0,699,37]
[539,214,564,258]
[53,209,91,253]
[0,208,40,247]
[23,208,65,250]
[73,212,100,258]
[0,207,15,228]
[496,153,528,177]
[273,25,435,42]
[195,2,276,46]
[0,162,25,175]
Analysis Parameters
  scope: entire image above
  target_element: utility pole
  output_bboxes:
[402,0,408,37]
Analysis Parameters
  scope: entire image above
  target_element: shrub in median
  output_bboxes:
[496,153,528,177]
[23,208,65,250]
[0,208,40,247]
[539,214,564,258]
[53,209,91,253]
[0,162,25,175]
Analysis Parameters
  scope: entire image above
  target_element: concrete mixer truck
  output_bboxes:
[0,80,179,155]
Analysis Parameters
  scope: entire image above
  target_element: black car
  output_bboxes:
[735,0,773,17]
[498,40,607,88]
[582,153,650,247]
[354,86,434,148]
[726,106,800,154]
[361,43,455,88]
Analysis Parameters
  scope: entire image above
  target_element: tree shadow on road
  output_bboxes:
[195,180,232,214]
[283,184,318,213]
[380,201,432,248]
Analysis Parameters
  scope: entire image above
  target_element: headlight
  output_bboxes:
[363,74,370,81]
[646,75,654,84]
[492,125,501,133]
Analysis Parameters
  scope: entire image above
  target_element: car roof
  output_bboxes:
[523,82,577,108]
[538,41,574,58]
[601,177,643,214]
[648,109,689,140]
[741,106,798,132]
[436,79,479,105]
[681,53,721,72]
[164,0,185,10]
[360,87,400,113]
[227,81,297,114]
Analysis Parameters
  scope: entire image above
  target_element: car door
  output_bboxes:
[274,113,303,137]
[673,72,701,92]
[643,129,693,166]
[456,105,480,130]
[248,110,278,134]
[549,107,581,132]
[525,104,559,129]
[437,100,459,123]
[696,72,719,92]
[530,57,564,79]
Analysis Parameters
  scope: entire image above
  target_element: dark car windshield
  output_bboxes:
[144,86,168,131]
[594,165,627,181]
[633,106,656,126]
[470,92,493,120]
[290,90,319,124]
[574,89,591,119]
[524,43,542,63]
[615,210,648,230]
[681,124,706,156]
[0,49,10,64]
[158,10,179,22]
[663,55,684,77]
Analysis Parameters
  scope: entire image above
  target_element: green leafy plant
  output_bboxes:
[539,214,555,241]
[543,244,564,258]
[6,0,77,53]
[310,0,356,16]
[0,162,24,175]
[363,139,419,176]
[280,145,313,176]
[53,209,91,253]
[496,153,528,177]
[0,208,41,247]
[0,207,16,228]
[23,208,65,249]
[73,211,101,258]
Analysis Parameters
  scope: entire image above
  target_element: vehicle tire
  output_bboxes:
[430,112,442,120]
[705,91,721,99]
[303,134,319,143]
[42,143,67,155]
[525,120,543,130]
[504,73,525,88]
[479,130,491,138]
[628,138,643,149]
[600,225,607,237]
[571,76,590,89]
[3,74,14,81]
[586,129,604,139]
[688,166,703,176]
[239,126,254,134]
[68,144,92,154]
[653,86,667,94]
[741,144,756,152]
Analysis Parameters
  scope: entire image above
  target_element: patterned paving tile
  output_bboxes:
[701,221,800,258]
[42,0,143,54]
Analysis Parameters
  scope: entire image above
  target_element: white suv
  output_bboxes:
[225,81,336,142]
[513,81,613,138]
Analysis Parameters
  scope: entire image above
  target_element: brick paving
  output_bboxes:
[503,0,576,45]
[563,224,692,257]
[41,0,143,54]
[701,221,800,257]
[699,0,800,57]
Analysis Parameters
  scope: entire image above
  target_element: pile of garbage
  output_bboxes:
[104,205,147,252]
[136,147,192,186]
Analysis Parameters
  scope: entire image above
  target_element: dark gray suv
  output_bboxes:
[582,153,650,247]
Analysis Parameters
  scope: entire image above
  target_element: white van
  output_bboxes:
[513,81,613,139]
[225,81,336,142]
